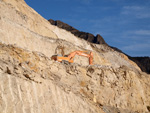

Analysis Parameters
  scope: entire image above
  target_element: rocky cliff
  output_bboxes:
[129,57,150,74]
[0,0,150,113]
[48,19,150,74]
[48,19,107,45]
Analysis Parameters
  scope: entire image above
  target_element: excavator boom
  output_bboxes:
[67,51,93,64]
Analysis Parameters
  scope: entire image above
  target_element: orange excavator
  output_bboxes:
[51,51,93,65]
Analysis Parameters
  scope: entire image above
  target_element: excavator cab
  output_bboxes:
[51,54,73,63]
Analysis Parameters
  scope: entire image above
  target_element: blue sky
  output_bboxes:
[25,0,150,57]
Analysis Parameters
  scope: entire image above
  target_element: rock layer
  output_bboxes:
[0,0,150,113]
[0,42,150,113]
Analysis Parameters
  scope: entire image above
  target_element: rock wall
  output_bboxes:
[0,43,104,113]
[0,42,150,113]
[0,0,140,69]
[129,57,150,74]
[0,0,150,113]
[48,19,150,74]
[111,47,150,74]
[0,72,101,113]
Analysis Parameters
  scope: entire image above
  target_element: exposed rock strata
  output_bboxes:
[0,0,150,113]
[0,43,150,113]
[111,47,150,74]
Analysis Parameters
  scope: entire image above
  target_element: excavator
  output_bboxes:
[51,50,93,65]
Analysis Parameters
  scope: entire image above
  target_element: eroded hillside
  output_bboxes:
[0,0,150,113]
[0,42,150,113]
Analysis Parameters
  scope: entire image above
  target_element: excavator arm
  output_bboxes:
[67,51,93,65]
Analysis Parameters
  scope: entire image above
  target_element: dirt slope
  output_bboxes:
[0,0,150,113]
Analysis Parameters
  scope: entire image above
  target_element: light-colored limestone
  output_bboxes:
[0,0,141,69]
[0,0,150,113]
[0,43,150,113]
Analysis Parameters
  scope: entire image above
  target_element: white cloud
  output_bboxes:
[125,30,150,36]
[122,43,150,51]
[51,0,92,3]
[53,0,69,1]
[134,30,150,36]
[80,0,92,4]
[123,6,143,10]
[121,6,150,18]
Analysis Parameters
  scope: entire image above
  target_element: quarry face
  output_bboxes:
[0,0,150,113]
